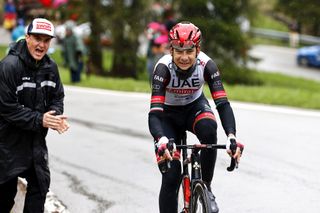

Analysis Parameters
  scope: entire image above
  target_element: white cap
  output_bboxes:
[27,18,55,37]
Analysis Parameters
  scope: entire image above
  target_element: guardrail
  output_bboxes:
[251,28,320,45]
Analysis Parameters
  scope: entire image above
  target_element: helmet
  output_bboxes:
[169,22,201,50]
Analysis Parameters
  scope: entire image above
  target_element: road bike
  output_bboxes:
[166,132,243,213]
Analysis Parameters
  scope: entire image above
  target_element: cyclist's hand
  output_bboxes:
[156,136,175,161]
[226,134,244,164]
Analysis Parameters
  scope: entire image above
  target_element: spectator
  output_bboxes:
[151,34,169,74]
[163,6,177,32]
[3,0,17,32]
[62,20,86,83]
[0,18,69,213]
[11,18,25,41]
[145,21,168,81]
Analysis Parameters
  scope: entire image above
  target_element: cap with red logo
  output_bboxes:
[27,18,55,37]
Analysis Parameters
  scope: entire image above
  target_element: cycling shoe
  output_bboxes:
[207,191,219,213]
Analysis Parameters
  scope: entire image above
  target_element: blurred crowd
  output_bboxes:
[2,0,179,82]
[2,0,87,83]
[145,3,177,81]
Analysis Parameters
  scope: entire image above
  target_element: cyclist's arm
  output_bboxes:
[204,60,236,136]
[148,63,170,141]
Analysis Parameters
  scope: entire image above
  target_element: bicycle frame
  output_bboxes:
[176,132,234,213]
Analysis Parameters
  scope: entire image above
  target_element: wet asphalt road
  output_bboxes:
[47,86,320,213]
[248,44,320,81]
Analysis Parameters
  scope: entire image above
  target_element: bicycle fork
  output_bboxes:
[182,174,191,212]
[181,139,191,213]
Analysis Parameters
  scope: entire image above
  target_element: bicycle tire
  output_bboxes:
[191,182,211,213]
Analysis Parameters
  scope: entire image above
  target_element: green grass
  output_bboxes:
[0,45,8,59]
[249,0,290,47]
[251,12,288,32]
[59,66,151,93]
[202,71,320,110]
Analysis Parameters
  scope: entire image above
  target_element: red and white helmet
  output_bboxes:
[169,21,201,50]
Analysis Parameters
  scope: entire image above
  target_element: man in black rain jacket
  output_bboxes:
[0,18,69,213]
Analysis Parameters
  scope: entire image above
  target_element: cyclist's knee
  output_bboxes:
[193,118,217,144]
[161,160,181,187]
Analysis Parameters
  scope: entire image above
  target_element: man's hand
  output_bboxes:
[156,136,174,161]
[226,134,243,164]
[43,110,70,134]
[55,115,70,134]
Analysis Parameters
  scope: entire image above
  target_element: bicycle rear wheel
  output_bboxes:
[191,182,212,213]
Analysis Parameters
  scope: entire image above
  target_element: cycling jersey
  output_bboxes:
[148,51,236,141]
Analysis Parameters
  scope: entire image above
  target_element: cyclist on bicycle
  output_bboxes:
[148,21,243,213]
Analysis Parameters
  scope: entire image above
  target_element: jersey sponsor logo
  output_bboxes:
[212,90,227,99]
[171,78,200,88]
[152,84,160,90]
[211,71,220,79]
[151,95,165,103]
[166,88,199,94]
[212,80,222,89]
[154,75,164,82]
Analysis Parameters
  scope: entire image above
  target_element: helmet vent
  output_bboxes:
[187,31,193,40]
[175,30,180,40]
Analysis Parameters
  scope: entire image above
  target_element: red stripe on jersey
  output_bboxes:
[151,96,165,103]
[192,112,216,133]
[212,91,226,100]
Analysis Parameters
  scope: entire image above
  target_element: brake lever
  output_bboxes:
[226,139,238,172]
[227,158,237,172]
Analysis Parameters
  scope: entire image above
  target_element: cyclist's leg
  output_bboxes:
[0,176,18,213]
[187,96,218,184]
[159,160,181,213]
[158,109,185,213]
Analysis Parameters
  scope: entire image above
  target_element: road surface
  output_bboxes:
[47,86,320,213]
[248,44,320,81]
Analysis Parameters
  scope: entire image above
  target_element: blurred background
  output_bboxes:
[1,0,320,88]
[1,1,320,213]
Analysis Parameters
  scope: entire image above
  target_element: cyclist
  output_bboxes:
[148,21,243,213]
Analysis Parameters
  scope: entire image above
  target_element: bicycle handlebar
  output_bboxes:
[176,144,226,150]
[175,143,242,172]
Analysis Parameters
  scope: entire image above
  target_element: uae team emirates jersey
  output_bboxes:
[148,51,236,140]
[150,51,228,108]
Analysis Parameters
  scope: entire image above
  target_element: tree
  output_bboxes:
[102,0,151,78]
[86,0,103,75]
[58,0,104,75]
[176,0,258,84]
[276,0,320,36]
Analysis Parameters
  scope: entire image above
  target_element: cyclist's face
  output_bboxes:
[171,47,199,70]
[26,34,52,61]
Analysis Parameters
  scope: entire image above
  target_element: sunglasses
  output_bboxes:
[171,39,196,50]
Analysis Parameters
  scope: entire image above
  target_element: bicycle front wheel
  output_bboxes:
[191,182,212,213]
